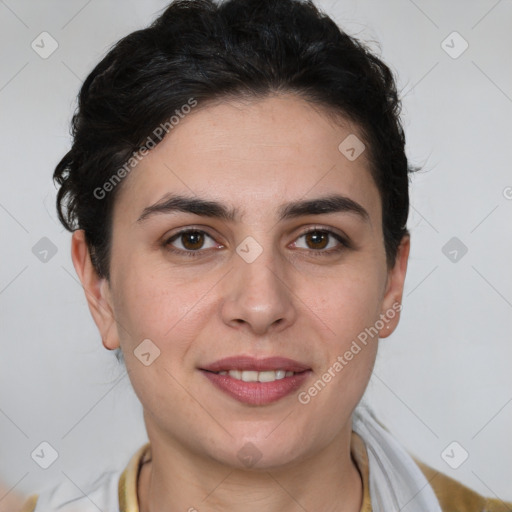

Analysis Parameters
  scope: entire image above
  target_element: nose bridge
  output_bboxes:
[221,232,296,334]
[234,233,287,301]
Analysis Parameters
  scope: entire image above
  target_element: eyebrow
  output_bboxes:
[136,193,370,224]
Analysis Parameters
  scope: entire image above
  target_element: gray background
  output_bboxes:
[1,0,511,504]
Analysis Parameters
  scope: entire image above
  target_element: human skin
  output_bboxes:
[0,484,25,512]
[71,93,410,512]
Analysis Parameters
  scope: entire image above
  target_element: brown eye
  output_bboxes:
[164,229,219,257]
[180,231,205,250]
[304,231,329,250]
[292,228,349,256]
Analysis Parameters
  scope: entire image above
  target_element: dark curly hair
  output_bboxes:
[54,0,415,279]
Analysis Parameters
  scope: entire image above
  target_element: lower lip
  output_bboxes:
[201,370,311,405]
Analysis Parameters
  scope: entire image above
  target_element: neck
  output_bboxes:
[138,422,363,512]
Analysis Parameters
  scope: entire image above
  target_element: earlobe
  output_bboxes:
[379,235,410,339]
[70,230,120,350]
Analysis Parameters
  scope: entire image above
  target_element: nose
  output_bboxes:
[220,242,297,337]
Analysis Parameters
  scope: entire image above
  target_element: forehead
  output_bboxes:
[114,94,381,226]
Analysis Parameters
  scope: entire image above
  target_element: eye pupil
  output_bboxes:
[182,231,204,250]
[306,231,328,250]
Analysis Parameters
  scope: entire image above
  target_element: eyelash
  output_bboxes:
[162,227,350,258]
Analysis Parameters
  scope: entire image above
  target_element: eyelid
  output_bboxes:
[296,224,349,241]
[164,225,224,242]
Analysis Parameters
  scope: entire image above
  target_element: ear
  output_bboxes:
[71,230,119,350]
[378,235,410,339]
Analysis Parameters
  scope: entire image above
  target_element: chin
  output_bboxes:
[205,430,314,472]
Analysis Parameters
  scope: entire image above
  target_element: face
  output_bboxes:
[73,94,409,470]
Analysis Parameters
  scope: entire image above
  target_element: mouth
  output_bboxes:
[199,356,312,405]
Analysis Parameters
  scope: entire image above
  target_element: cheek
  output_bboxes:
[305,265,384,342]
[112,261,212,417]
[111,253,222,361]
[299,273,381,415]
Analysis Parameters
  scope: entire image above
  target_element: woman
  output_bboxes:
[19,0,511,510]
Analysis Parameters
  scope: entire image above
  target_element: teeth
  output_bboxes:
[221,369,296,382]
[229,370,241,380]
[241,370,258,382]
[259,370,280,382]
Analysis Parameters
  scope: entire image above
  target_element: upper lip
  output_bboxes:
[200,356,311,373]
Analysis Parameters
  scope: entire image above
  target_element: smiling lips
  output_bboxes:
[200,356,312,405]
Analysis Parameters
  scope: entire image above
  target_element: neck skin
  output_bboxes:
[137,417,363,512]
